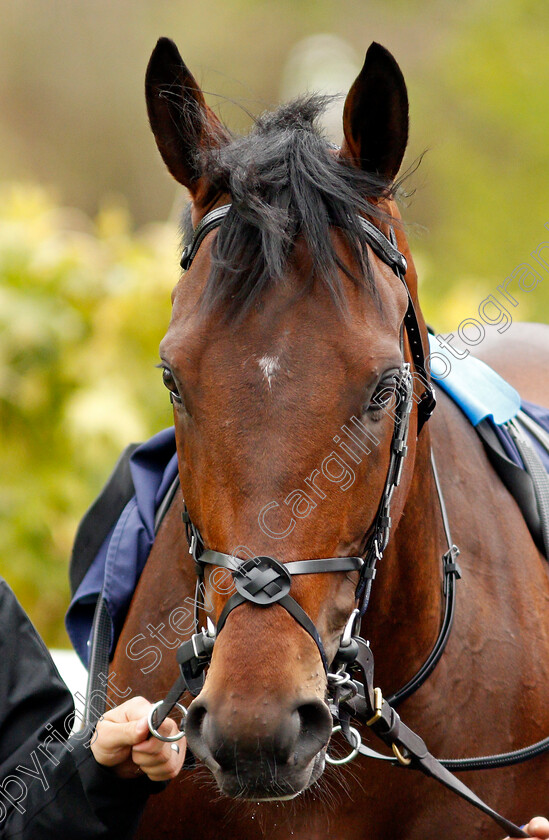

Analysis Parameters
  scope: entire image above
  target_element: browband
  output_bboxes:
[180,203,407,275]
[180,205,233,271]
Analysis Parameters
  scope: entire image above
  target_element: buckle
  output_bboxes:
[443,545,462,594]
[417,384,437,432]
[191,629,216,661]
[366,687,384,726]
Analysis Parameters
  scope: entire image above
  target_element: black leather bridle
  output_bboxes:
[174,202,433,683]
[147,202,532,839]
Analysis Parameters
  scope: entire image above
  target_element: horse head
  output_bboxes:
[145,37,430,800]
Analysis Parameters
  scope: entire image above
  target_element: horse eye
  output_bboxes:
[161,366,182,405]
[366,374,399,418]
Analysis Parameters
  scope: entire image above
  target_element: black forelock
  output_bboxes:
[182,95,402,319]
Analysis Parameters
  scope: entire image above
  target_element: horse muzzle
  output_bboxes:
[184,694,332,798]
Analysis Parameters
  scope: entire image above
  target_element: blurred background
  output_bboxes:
[1,0,548,648]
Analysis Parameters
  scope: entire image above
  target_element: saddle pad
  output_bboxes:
[427,333,549,470]
[427,333,521,425]
[427,334,549,552]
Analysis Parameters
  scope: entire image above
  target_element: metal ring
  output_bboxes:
[327,671,352,688]
[147,701,187,742]
[325,724,361,766]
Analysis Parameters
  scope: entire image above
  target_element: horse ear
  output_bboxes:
[341,42,408,181]
[145,37,228,191]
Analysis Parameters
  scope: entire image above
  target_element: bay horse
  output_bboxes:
[111,37,549,839]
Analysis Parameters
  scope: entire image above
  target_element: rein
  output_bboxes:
[148,202,532,838]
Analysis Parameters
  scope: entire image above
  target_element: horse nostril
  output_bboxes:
[184,700,208,753]
[185,699,236,770]
[293,699,333,765]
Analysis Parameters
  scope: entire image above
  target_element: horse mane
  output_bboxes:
[184,95,401,320]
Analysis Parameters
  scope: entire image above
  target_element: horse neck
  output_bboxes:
[362,425,444,696]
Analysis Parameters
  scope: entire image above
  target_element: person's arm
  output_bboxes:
[6,706,183,840]
[0,579,184,839]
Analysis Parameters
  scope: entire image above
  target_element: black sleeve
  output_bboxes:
[0,579,163,839]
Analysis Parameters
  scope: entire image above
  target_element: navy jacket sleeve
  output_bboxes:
[0,578,162,838]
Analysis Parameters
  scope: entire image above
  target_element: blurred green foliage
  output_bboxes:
[0,0,548,645]
[410,0,549,325]
[0,185,176,645]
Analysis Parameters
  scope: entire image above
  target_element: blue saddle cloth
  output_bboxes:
[427,334,549,472]
[66,347,549,667]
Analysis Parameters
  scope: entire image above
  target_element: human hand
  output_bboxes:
[90,696,186,781]
[507,817,549,839]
